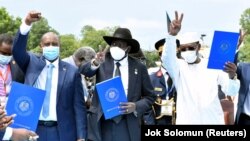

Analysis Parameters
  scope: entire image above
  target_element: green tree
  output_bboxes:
[60,34,80,59]
[80,25,117,51]
[144,50,159,68]
[238,8,250,62]
[0,7,21,35]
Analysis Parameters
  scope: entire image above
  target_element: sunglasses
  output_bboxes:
[179,45,197,52]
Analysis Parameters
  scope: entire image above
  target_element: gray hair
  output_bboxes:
[73,46,96,64]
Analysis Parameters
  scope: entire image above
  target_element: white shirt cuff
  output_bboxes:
[3,127,13,140]
[20,18,32,35]
[90,59,100,70]
[227,79,240,96]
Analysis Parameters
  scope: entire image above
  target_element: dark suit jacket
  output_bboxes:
[144,69,176,125]
[10,59,25,83]
[0,130,4,140]
[235,62,250,124]
[80,53,156,141]
[12,30,87,140]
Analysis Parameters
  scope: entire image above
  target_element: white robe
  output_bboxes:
[161,35,240,124]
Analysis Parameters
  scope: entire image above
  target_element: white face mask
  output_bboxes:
[110,46,126,61]
[181,50,197,63]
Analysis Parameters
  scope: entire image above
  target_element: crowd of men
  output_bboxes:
[0,10,249,141]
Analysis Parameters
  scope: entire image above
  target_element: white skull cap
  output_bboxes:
[177,32,201,45]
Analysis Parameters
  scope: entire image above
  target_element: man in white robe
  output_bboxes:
[161,11,240,124]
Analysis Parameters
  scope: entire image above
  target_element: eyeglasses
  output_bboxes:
[179,45,197,52]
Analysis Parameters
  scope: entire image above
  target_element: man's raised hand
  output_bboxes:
[169,11,184,36]
[25,11,42,26]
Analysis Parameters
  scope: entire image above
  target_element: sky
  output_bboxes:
[1,0,249,51]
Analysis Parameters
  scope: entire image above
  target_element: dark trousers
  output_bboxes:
[101,118,131,141]
[36,125,59,141]
[238,113,250,125]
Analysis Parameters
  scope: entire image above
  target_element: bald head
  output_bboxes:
[40,32,60,47]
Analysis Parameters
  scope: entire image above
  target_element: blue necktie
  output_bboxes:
[42,63,54,118]
[112,62,122,124]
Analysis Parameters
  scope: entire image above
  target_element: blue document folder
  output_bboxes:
[6,81,46,131]
[96,76,127,119]
[207,30,239,70]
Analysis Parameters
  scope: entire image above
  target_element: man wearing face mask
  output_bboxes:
[80,27,155,141]
[0,33,40,141]
[0,34,25,106]
[12,11,87,141]
[161,11,240,124]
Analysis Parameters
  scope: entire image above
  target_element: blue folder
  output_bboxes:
[6,81,46,131]
[96,76,127,119]
[207,30,239,70]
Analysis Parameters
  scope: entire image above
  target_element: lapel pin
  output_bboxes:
[134,69,138,75]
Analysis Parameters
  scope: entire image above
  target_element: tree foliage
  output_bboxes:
[60,34,80,59]
[28,18,59,51]
[0,7,21,35]
[238,8,250,62]
[144,50,159,68]
[80,25,117,51]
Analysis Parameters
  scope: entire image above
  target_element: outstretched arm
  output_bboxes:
[161,11,183,88]
[12,11,42,73]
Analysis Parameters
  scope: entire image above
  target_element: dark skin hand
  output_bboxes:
[0,106,15,130]
[119,102,136,114]
[223,62,237,79]
[93,46,109,66]
[237,29,248,49]
[25,11,42,25]
[168,11,184,36]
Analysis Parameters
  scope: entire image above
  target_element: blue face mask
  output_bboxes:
[0,54,12,65]
[43,46,60,61]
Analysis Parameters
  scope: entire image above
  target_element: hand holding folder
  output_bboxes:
[96,76,127,119]
[6,82,46,131]
[207,30,240,70]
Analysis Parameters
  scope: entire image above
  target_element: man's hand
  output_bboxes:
[93,45,109,66]
[119,102,136,114]
[169,11,184,36]
[11,128,38,141]
[25,11,42,25]
[223,61,237,79]
[0,106,15,130]
[237,29,248,49]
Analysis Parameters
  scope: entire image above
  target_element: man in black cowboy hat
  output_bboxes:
[80,27,155,141]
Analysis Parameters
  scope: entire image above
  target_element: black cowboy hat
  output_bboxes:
[154,38,165,50]
[103,28,140,53]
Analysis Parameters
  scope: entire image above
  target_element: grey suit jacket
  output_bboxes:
[81,53,156,141]
[235,62,250,124]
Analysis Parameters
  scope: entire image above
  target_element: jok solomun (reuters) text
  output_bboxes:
[144,128,246,138]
